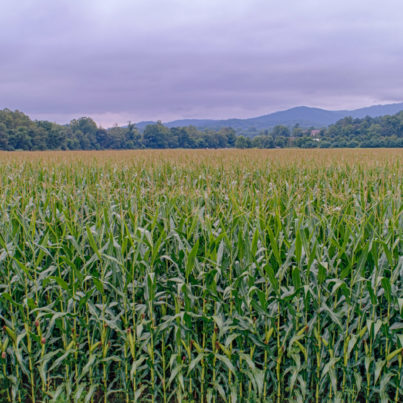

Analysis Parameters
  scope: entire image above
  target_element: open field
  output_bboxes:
[0,149,402,402]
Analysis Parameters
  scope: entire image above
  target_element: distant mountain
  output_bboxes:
[136,102,403,131]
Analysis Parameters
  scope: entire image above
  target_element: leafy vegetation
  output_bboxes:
[1,108,402,150]
[0,149,401,402]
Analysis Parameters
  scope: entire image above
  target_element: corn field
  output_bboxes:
[0,149,402,402]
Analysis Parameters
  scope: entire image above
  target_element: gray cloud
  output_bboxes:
[1,0,403,126]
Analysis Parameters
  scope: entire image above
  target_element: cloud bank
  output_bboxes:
[1,0,402,127]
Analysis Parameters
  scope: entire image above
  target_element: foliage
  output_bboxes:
[0,149,402,402]
[1,108,403,150]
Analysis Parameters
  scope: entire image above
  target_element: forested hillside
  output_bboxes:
[0,108,402,150]
[138,103,403,131]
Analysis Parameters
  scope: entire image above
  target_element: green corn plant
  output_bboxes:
[0,149,401,401]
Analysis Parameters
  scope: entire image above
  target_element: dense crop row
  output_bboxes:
[0,150,402,402]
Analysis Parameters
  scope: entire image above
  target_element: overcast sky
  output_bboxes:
[1,0,403,127]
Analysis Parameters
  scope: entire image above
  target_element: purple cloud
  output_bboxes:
[1,0,402,127]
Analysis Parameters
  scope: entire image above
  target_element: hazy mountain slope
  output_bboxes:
[136,102,403,131]
[348,103,403,119]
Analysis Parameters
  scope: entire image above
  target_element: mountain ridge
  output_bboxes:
[136,102,403,131]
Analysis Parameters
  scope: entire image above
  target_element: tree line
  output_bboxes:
[0,108,402,150]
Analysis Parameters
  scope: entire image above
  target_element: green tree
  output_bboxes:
[70,117,98,149]
[0,123,8,149]
[272,125,290,137]
[235,135,251,148]
[219,127,236,147]
[143,121,170,148]
[125,122,142,148]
